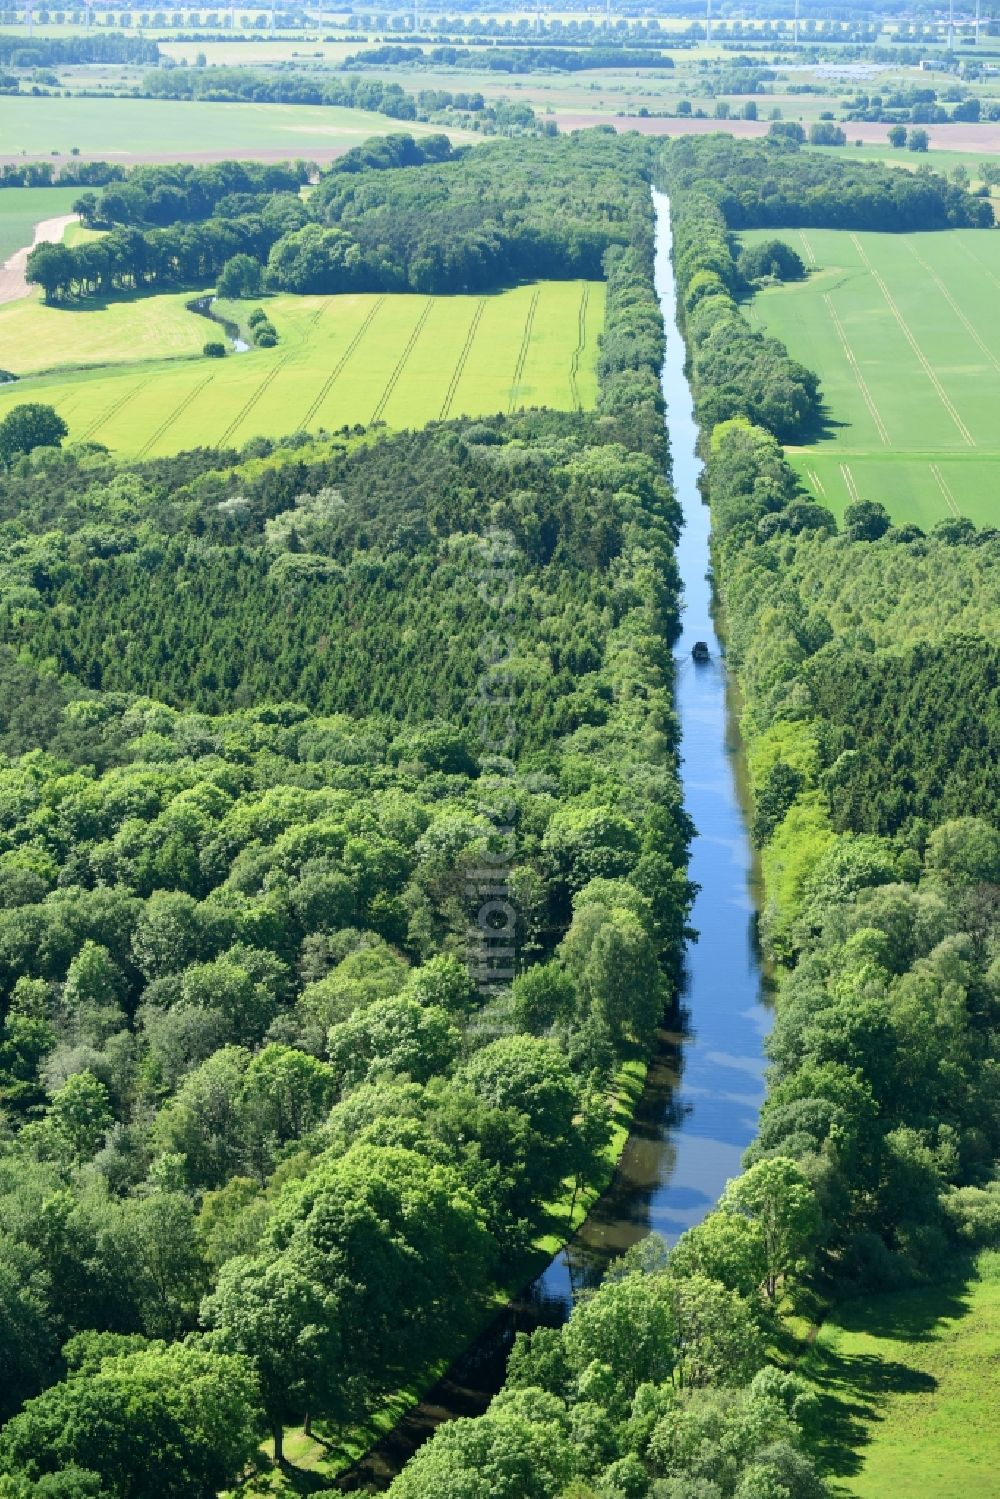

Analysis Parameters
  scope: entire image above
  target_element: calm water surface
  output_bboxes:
[336,189,770,1492]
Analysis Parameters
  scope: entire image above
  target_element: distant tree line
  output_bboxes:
[26,216,288,303]
[843,85,1000,125]
[328,130,455,176]
[137,63,542,135]
[0,31,160,65]
[0,160,125,190]
[343,42,676,71]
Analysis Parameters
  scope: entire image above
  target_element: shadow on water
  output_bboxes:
[335,189,772,1493]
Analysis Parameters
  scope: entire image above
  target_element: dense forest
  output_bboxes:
[665,132,995,230]
[34,132,991,311]
[2,128,997,1499]
[0,136,706,1496]
[29,132,646,302]
[367,134,1000,1497]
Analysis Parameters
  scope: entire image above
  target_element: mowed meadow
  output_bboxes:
[800,1253,1000,1499]
[0,279,605,454]
[741,225,1000,528]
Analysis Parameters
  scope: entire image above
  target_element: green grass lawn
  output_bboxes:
[799,1252,1000,1499]
[0,280,605,455]
[741,225,1000,527]
[0,94,475,159]
[0,184,81,261]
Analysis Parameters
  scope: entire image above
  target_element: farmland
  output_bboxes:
[0,185,82,261]
[742,225,1000,527]
[800,1253,1000,1499]
[0,288,209,375]
[0,94,474,164]
[0,280,605,454]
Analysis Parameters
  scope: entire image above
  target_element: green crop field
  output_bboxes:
[0,185,82,262]
[741,225,1000,528]
[800,1252,1000,1498]
[0,280,605,456]
[0,95,474,162]
[0,288,209,374]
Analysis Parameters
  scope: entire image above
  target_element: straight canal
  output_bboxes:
[337,189,771,1492]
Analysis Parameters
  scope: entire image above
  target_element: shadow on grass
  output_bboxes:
[802,1345,938,1478]
[794,400,849,447]
[43,284,211,314]
[270,1461,333,1497]
[800,1257,980,1480]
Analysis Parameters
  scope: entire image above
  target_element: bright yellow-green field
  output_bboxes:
[0,289,209,375]
[742,226,1000,528]
[0,280,604,456]
[801,1253,1000,1499]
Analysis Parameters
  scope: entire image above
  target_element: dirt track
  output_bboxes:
[0,214,79,305]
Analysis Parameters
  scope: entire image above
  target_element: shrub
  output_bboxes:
[203,341,226,359]
[252,320,278,348]
[737,239,805,285]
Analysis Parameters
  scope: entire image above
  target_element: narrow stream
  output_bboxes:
[335,190,770,1493]
[187,295,250,352]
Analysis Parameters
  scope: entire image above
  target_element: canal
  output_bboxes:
[336,188,771,1492]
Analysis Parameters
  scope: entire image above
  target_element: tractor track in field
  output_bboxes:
[840,462,862,506]
[508,289,540,414]
[299,295,384,432]
[137,374,216,459]
[806,468,827,497]
[568,281,589,412]
[823,292,890,446]
[439,298,485,421]
[930,462,962,519]
[851,233,975,448]
[798,231,819,268]
[78,376,152,442]
[906,242,1000,376]
[371,298,434,424]
[218,354,292,449]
